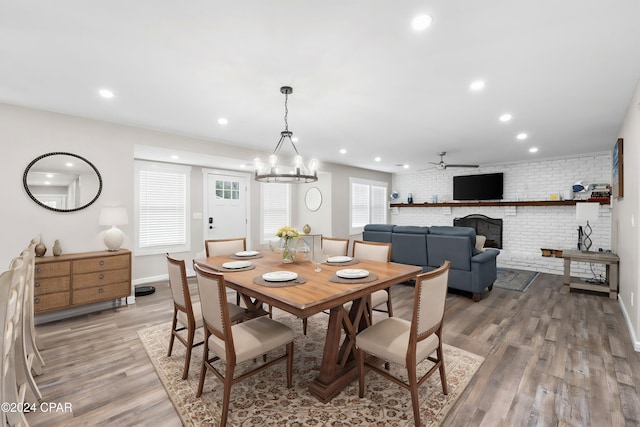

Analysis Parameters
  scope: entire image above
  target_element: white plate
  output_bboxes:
[262,271,298,282]
[327,256,352,263]
[222,261,252,269]
[336,269,369,279]
[235,250,259,257]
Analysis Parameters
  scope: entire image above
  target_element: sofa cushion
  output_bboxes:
[426,235,472,271]
[475,235,487,252]
[392,225,429,235]
[429,226,477,255]
[363,224,394,243]
[391,230,428,267]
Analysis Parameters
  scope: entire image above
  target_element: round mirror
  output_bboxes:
[23,152,103,212]
[305,187,322,212]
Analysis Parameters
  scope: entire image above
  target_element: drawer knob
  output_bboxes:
[34,298,40,304]
[99,260,105,266]
[36,267,42,273]
[35,282,40,287]
[99,273,105,279]
[98,288,104,294]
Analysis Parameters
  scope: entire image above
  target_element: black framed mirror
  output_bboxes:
[23,152,103,212]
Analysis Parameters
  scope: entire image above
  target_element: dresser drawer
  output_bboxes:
[34,276,71,296]
[34,292,71,313]
[35,261,71,279]
[72,281,130,305]
[73,268,130,289]
[73,254,129,274]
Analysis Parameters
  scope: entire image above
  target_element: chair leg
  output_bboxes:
[220,362,235,427]
[386,288,394,317]
[182,326,195,379]
[286,342,294,388]
[437,344,449,395]
[196,331,209,398]
[236,291,241,305]
[167,312,178,357]
[357,348,366,398]
[407,363,421,427]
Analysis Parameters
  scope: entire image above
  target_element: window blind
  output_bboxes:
[262,183,291,242]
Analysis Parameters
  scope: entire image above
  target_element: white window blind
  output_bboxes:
[261,183,291,243]
[135,161,191,255]
[350,178,388,234]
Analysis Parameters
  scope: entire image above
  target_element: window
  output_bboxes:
[261,183,291,243]
[350,178,388,234]
[135,161,191,255]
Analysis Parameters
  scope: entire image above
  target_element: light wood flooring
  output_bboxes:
[26,273,640,426]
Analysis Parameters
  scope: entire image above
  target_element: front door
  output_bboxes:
[205,172,248,244]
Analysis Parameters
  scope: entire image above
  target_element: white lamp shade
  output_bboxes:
[576,202,599,223]
[99,207,129,226]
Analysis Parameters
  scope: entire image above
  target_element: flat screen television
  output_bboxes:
[453,173,504,201]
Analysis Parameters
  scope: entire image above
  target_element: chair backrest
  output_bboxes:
[205,238,246,257]
[194,265,231,344]
[321,237,349,257]
[166,254,193,314]
[352,240,391,262]
[413,260,450,339]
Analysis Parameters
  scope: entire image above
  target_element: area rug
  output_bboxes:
[138,310,484,426]
[495,267,539,292]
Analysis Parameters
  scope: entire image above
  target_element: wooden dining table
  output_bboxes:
[193,250,422,402]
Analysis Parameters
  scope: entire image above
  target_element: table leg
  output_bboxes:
[609,263,618,299]
[308,297,369,402]
[563,258,571,287]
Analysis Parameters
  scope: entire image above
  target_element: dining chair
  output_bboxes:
[1,261,30,427]
[166,254,245,380]
[204,238,246,305]
[321,236,349,257]
[194,265,295,427]
[356,260,450,427]
[351,240,393,317]
[21,239,45,376]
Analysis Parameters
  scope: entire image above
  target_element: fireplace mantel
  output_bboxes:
[390,200,610,208]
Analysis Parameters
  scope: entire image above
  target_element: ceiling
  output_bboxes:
[2,1,640,173]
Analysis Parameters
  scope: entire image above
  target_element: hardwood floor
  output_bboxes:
[26,273,640,426]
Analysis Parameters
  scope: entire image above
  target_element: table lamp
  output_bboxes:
[576,202,599,252]
[99,207,129,251]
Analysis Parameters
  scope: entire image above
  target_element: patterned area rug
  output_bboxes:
[138,310,484,426]
[495,267,540,292]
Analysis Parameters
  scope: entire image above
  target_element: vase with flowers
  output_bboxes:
[276,226,300,263]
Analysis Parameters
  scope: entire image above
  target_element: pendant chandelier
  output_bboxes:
[254,86,318,183]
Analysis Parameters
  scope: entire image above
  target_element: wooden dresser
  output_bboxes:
[34,249,131,313]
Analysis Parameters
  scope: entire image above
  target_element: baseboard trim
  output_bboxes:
[618,297,640,352]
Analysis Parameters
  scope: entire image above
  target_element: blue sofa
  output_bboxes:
[363,224,500,301]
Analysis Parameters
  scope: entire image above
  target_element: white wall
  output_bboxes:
[613,79,640,350]
[392,154,612,278]
[0,103,391,285]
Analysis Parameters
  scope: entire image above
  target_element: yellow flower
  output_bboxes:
[276,226,300,239]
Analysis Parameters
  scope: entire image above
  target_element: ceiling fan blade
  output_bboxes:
[446,164,479,168]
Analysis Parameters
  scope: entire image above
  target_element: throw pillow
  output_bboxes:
[475,235,487,253]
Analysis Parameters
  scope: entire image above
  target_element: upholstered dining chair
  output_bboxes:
[356,261,450,427]
[204,238,246,305]
[21,240,45,376]
[321,236,349,257]
[351,240,393,317]
[194,265,295,427]
[166,254,245,380]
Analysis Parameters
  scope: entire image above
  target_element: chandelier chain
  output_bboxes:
[283,92,289,132]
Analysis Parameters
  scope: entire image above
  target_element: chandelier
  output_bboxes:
[254,86,318,183]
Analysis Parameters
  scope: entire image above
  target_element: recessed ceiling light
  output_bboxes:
[171,155,179,160]
[99,89,114,98]
[65,162,73,167]
[239,164,246,168]
[403,164,410,169]
[499,114,512,122]
[374,157,381,162]
[291,137,299,143]
[217,118,228,125]
[46,174,53,178]
[44,181,50,185]
[529,147,538,153]
[339,149,347,154]
[412,15,433,31]
[470,80,485,91]
[517,133,528,140]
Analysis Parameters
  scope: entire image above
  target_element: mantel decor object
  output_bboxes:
[52,240,62,256]
[99,207,129,251]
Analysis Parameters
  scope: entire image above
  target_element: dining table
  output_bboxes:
[193,250,422,402]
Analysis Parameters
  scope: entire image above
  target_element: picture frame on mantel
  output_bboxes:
[613,138,624,199]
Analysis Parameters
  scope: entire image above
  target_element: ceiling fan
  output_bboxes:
[428,152,479,170]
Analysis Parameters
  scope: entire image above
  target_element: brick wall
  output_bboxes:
[391,153,611,278]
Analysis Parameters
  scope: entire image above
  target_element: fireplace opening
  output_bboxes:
[453,214,503,249]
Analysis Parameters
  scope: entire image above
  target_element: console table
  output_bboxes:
[34,249,131,313]
[561,249,619,299]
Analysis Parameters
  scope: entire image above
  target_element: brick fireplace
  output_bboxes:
[453,214,503,249]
